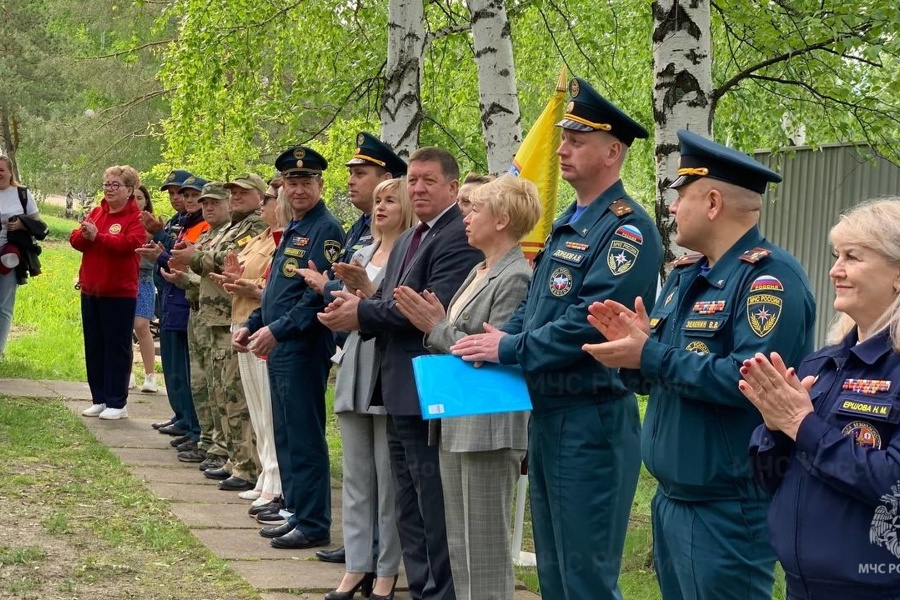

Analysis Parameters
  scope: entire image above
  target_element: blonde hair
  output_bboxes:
[104,165,141,191]
[371,178,414,241]
[274,187,292,229]
[0,156,21,187]
[470,174,542,240]
[826,198,900,351]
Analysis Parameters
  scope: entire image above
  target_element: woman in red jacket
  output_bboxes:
[70,165,146,420]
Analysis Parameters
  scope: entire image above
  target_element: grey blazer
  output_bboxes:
[426,245,531,452]
[333,242,387,415]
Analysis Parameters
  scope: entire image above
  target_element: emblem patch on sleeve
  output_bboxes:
[324,240,342,263]
[607,240,639,276]
[750,275,784,292]
[614,225,643,245]
[747,293,782,337]
[549,267,573,297]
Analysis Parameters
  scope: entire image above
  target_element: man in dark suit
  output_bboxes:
[319,147,482,600]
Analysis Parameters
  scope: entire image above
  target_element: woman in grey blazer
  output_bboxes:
[327,178,416,600]
[394,174,541,600]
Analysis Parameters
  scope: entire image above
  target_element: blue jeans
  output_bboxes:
[0,270,18,355]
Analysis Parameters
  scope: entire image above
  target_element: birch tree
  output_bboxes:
[381,0,426,156]
[467,0,521,175]
[652,0,712,256]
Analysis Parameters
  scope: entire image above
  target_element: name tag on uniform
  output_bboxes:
[236,234,253,247]
[551,248,585,265]
[284,248,306,258]
[683,318,725,331]
[838,399,893,420]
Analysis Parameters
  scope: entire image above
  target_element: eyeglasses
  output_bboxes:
[102,182,124,190]
[263,194,277,203]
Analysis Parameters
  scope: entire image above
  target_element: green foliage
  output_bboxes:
[0,241,86,380]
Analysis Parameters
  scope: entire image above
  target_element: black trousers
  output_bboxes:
[387,414,455,600]
[81,294,136,409]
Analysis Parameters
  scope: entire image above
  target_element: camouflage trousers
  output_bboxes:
[191,319,259,482]
[188,314,227,459]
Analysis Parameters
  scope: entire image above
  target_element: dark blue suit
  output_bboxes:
[358,204,482,600]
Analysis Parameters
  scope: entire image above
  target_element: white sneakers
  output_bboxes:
[238,489,262,501]
[83,404,128,419]
[99,407,128,420]
[82,403,106,417]
[141,373,158,393]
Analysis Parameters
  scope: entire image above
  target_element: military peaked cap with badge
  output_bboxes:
[160,169,194,191]
[178,175,208,193]
[669,129,782,194]
[345,132,407,178]
[556,77,649,146]
[225,173,267,195]
[198,182,229,202]
[275,146,328,178]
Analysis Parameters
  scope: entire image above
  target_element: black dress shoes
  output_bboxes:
[203,467,230,481]
[218,476,254,491]
[158,423,188,436]
[152,418,174,430]
[270,528,330,549]
[259,521,295,539]
[316,546,347,563]
[249,498,281,517]
[324,572,374,600]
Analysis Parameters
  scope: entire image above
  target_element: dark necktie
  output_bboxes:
[401,222,430,271]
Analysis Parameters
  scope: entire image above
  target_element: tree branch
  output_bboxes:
[427,22,471,44]
[712,24,872,105]
[82,38,176,60]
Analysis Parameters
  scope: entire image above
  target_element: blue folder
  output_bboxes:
[412,355,532,419]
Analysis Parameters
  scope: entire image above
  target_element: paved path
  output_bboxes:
[0,378,540,600]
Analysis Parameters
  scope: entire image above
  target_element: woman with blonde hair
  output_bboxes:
[741,198,900,598]
[394,173,541,600]
[325,177,415,600]
[72,165,146,420]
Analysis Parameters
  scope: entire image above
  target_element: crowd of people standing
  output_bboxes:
[0,74,888,600]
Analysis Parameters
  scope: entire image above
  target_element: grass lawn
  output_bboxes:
[0,205,787,598]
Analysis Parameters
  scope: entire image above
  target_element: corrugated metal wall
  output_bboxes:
[754,144,900,347]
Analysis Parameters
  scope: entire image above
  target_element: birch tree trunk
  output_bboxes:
[652,0,712,261]
[381,0,426,158]
[468,0,522,175]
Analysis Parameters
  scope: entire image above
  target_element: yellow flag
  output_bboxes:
[511,68,567,260]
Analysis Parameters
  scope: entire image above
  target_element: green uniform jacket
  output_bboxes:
[498,180,663,409]
[625,226,816,501]
[190,210,267,327]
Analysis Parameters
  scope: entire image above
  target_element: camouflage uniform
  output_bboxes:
[190,209,267,481]
[184,224,228,460]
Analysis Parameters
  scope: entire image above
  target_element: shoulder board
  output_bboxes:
[739,247,772,264]
[667,252,704,269]
[608,199,633,218]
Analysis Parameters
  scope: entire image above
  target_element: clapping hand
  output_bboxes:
[581,297,650,369]
[297,260,329,295]
[80,219,98,241]
[393,286,445,333]
[333,260,375,297]
[135,241,165,262]
[738,352,815,439]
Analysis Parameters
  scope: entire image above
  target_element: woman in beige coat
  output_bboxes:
[394,174,541,600]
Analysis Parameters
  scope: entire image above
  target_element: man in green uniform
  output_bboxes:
[452,78,663,600]
[583,129,816,600]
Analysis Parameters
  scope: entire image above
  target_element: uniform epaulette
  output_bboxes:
[667,252,704,268]
[608,199,633,218]
[739,247,771,264]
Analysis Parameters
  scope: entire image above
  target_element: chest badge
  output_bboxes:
[565,241,589,251]
[843,379,892,395]
[606,239,639,276]
[747,293,782,337]
[293,236,309,247]
[281,257,299,278]
[842,421,882,449]
[685,341,710,354]
[109,223,122,234]
[549,267,573,297]
[693,300,726,315]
